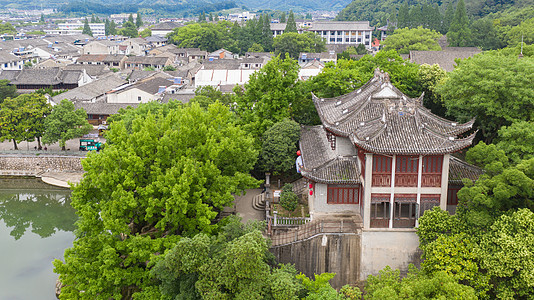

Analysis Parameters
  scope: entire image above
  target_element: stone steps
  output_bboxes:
[252,193,265,211]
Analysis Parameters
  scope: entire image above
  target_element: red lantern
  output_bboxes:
[297,150,301,156]
[309,190,313,196]
[309,183,313,189]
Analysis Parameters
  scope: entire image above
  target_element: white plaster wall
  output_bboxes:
[336,137,357,157]
[312,183,361,215]
[360,230,421,279]
[107,88,157,103]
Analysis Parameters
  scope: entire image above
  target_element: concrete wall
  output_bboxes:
[336,137,357,157]
[107,88,158,104]
[312,183,360,217]
[360,230,422,279]
[271,233,361,289]
[0,155,83,174]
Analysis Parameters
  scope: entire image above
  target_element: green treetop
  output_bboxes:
[447,0,471,46]
[42,99,92,150]
[285,10,298,33]
[128,13,134,24]
[53,102,260,299]
[82,18,92,36]
[382,26,442,54]
[119,21,138,38]
[135,12,143,28]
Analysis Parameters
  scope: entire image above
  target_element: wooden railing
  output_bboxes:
[395,173,418,187]
[421,174,441,187]
[270,219,361,247]
[372,174,391,187]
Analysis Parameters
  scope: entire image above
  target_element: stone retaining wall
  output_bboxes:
[0,155,84,174]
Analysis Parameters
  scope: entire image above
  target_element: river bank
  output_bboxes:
[0,155,84,188]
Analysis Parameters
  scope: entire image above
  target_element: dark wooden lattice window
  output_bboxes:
[396,156,419,173]
[373,155,392,173]
[420,194,440,217]
[326,131,336,150]
[370,194,390,228]
[327,185,359,204]
[423,156,443,173]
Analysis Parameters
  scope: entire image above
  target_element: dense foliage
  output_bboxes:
[382,26,442,54]
[53,102,260,299]
[280,183,299,212]
[42,99,92,151]
[258,119,301,175]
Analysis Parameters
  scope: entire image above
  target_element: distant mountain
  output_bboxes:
[235,0,352,12]
[0,0,350,16]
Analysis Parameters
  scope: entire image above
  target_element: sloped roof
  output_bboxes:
[308,21,374,31]
[52,74,126,103]
[0,51,22,63]
[64,64,112,77]
[76,54,126,63]
[448,156,484,184]
[299,126,361,184]
[116,76,174,95]
[409,47,481,72]
[125,56,170,65]
[313,69,476,155]
[152,22,182,30]
[74,101,138,115]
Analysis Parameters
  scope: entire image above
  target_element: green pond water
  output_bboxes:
[0,178,77,300]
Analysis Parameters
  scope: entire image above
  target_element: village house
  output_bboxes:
[107,76,176,104]
[194,57,267,88]
[124,56,173,70]
[207,48,234,60]
[151,22,182,37]
[83,40,120,55]
[76,54,128,69]
[119,38,150,56]
[0,67,92,91]
[145,36,168,48]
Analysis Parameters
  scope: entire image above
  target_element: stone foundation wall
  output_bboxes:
[0,155,84,174]
[271,233,361,289]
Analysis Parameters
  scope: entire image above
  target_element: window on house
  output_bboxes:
[327,186,359,204]
[337,38,342,42]
[423,156,443,173]
[330,31,335,35]
[138,96,141,101]
[346,38,350,42]
[373,155,392,173]
[337,31,342,35]
[330,38,335,42]
[396,156,419,173]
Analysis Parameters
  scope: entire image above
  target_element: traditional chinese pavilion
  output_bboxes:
[299,69,481,229]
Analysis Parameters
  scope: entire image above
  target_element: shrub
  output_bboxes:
[280,184,298,212]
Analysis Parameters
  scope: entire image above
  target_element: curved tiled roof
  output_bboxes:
[299,126,361,184]
[448,156,484,184]
[313,69,476,155]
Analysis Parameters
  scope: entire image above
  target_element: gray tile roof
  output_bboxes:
[73,101,138,115]
[117,76,173,95]
[448,156,484,184]
[153,22,182,30]
[64,64,112,77]
[76,54,126,63]
[299,125,361,184]
[313,69,476,155]
[308,21,374,31]
[409,47,481,72]
[52,74,126,103]
[125,56,170,65]
[0,51,23,63]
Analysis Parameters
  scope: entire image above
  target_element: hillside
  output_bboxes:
[336,0,534,26]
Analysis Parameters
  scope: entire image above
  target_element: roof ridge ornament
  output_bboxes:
[373,67,390,82]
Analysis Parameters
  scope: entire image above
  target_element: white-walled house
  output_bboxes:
[107,77,174,104]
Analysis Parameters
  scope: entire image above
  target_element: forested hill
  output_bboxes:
[336,0,534,27]
[0,0,351,15]
[235,0,352,12]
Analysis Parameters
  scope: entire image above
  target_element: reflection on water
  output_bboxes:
[0,177,77,300]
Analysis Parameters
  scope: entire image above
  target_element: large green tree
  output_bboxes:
[120,21,138,38]
[258,119,301,175]
[273,32,326,59]
[53,102,260,299]
[82,18,93,36]
[447,0,472,46]
[285,10,298,33]
[233,55,304,139]
[135,12,143,28]
[437,52,534,143]
[382,26,442,54]
[0,79,17,104]
[42,99,92,150]
[0,93,51,150]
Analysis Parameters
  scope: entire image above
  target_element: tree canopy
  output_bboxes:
[53,102,261,299]
[42,99,92,150]
[82,18,93,36]
[382,26,442,54]
[258,119,301,175]
[437,52,534,143]
[273,32,326,59]
[447,0,472,46]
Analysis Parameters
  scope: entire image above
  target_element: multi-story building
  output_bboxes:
[271,21,375,49]
[46,22,106,36]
